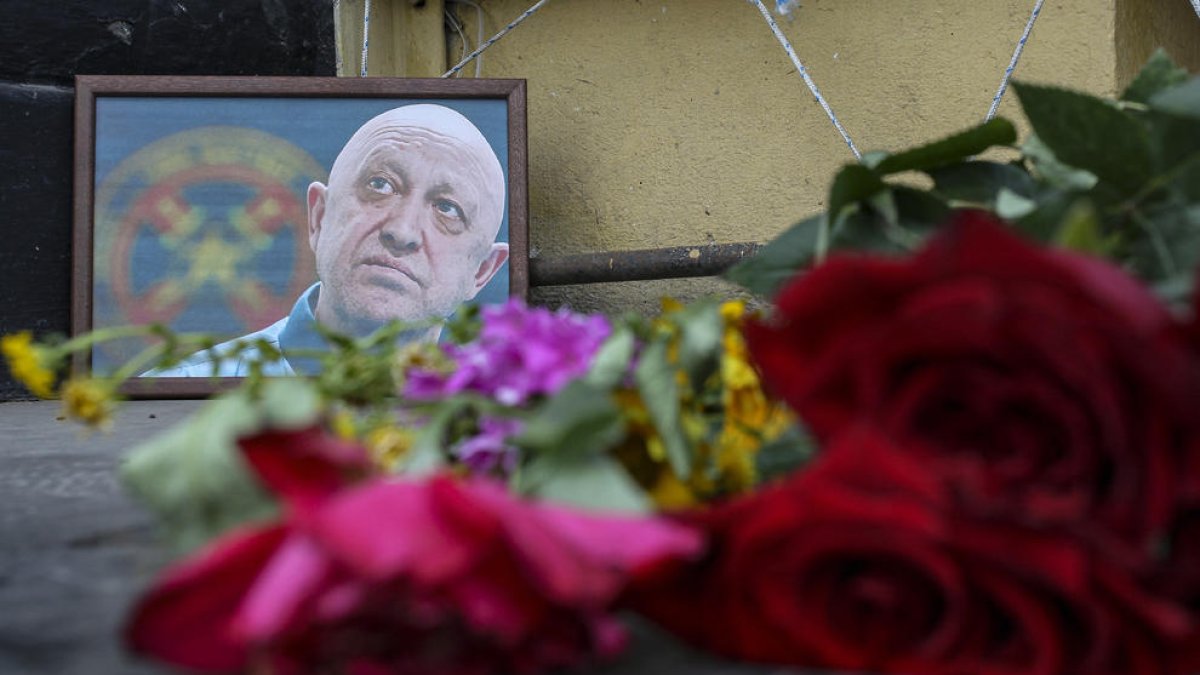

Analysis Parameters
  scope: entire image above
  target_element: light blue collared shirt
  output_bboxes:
[147,283,325,377]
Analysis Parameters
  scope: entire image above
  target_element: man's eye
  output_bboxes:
[433,199,465,220]
[366,176,395,194]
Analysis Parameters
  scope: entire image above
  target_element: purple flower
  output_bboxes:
[400,368,450,400]
[404,300,611,405]
[453,416,524,475]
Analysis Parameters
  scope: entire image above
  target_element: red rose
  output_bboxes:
[1155,507,1200,607]
[628,428,1195,674]
[745,213,1200,549]
[1184,275,1200,502]
[125,427,702,674]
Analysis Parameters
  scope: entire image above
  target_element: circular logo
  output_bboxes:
[93,126,325,370]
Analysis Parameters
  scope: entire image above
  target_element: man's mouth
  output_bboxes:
[360,257,423,288]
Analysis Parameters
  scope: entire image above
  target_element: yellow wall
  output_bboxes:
[338,0,1197,314]
[1117,0,1200,87]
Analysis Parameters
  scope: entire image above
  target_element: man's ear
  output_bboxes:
[306,182,328,253]
[468,243,510,298]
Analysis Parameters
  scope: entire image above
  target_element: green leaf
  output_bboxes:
[755,423,818,483]
[120,378,322,554]
[722,214,821,297]
[891,187,953,231]
[398,396,482,475]
[1149,76,1200,121]
[444,304,482,344]
[1124,202,1200,284]
[1053,201,1109,255]
[856,187,951,253]
[828,164,889,222]
[585,326,636,389]
[256,377,323,425]
[1152,273,1195,309]
[1013,81,1154,195]
[313,322,356,350]
[868,188,900,228]
[398,399,466,476]
[519,453,649,513]
[1022,134,1099,191]
[995,188,1038,219]
[1011,188,1076,243]
[633,340,691,478]
[873,118,1018,175]
[929,161,1037,205]
[672,299,723,387]
[1122,49,1190,104]
[830,204,906,253]
[825,162,958,258]
[1139,78,1200,187]
[859,150,889,170]
[317,349,397,407]
[828,188,941,255]
[514,380,625,459]
[1144,111,1200,183]
[1171,155,1200,201]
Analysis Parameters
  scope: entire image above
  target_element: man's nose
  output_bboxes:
[378,198,424,255]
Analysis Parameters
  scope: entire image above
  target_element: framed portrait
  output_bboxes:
[73,75,528,397]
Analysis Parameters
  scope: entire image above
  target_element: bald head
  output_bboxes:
[307,103,511,336]
[329,104,506,242]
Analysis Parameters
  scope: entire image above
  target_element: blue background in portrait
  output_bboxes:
[92,97,510,371]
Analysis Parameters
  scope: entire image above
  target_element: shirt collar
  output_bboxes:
[278,282,324,375]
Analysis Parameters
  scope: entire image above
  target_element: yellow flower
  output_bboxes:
[647,471,700,510]
[720,300,771,418]
[709,299,795,492]
[612,389,690,502]
[364,424,415,470]
[659,297,685,314]
[326,408,414,472]
[614,385,767,509]
[391,341,454,393]
[1,332,56,398]
[60,377,117,430]
[608,299,796,510]
[330,408,359,441]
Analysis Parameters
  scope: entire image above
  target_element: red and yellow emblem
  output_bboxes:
[93,126,324,368]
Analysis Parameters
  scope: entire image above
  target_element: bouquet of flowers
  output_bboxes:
[6,53,1200,674]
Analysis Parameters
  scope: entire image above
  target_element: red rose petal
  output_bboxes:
[233,533,339,641]
[238,427,374,514]
[125,524,288,671]
[310,479,491,584]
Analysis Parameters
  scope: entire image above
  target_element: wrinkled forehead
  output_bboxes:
[362,104,487,144]
[334,104,503,186]
[330,104,506,230]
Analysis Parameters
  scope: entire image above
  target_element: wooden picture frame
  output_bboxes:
[73,75,528,398]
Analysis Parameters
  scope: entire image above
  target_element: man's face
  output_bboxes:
[308,106,508,334]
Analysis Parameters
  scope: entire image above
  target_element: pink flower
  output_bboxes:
[125,427,702,674]
[406,300,611,405]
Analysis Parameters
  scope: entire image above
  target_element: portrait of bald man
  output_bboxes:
[151,103,510,377]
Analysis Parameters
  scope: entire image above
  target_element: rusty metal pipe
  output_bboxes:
[529,242,762,287]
